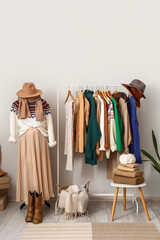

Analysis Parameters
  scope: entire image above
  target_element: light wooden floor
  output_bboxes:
[0,199,160,240]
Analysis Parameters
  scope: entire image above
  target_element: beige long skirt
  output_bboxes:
[16,128,54,205]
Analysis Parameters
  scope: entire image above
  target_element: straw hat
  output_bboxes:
[16,82,42,98]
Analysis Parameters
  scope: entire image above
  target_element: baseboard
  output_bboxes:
[89,194,160,202]
[8,194,160,202]
[88,193,134,201]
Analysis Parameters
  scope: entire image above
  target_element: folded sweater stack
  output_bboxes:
[113,163,144,185]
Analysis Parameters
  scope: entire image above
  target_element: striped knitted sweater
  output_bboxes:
[11,99,51,117]
[9,99,56,147]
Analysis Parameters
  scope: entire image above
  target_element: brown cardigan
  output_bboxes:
[75,92,90,153]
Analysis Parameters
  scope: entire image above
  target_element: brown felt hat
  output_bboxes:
[121,79,146,99]
[16,82,42,98]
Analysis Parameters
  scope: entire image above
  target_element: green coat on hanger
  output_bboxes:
[111,97,123,152]
[84,90,101,165]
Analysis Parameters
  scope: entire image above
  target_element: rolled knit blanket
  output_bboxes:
[113,175,144,185]
[119,153,136,165]
[113,168,143,178]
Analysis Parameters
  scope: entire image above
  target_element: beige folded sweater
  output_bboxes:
[113,175,144,185]
[121,163,139,168]
[118,164,140,172]
[113,168,143,178]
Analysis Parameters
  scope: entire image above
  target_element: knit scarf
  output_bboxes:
[18,96,44,121]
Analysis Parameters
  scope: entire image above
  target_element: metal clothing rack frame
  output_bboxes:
[56,84,136,202]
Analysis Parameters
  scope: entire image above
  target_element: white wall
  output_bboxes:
[0,0,160,200]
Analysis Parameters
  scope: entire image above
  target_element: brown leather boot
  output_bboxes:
[33,192,42,224]
[25,191,35,222]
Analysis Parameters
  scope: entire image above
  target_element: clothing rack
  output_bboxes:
[56,85,135,199]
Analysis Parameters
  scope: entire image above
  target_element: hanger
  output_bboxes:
[95,89,100,95]
[65,90,76,103]
[112,90,119,105]
[102,91,110,104]
[106,90,113,99]
[113,85,118,95]
[113,90,118,95]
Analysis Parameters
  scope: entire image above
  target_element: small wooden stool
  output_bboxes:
[110,182,150,221]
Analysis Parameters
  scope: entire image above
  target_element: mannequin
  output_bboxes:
[9,82,56,223]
